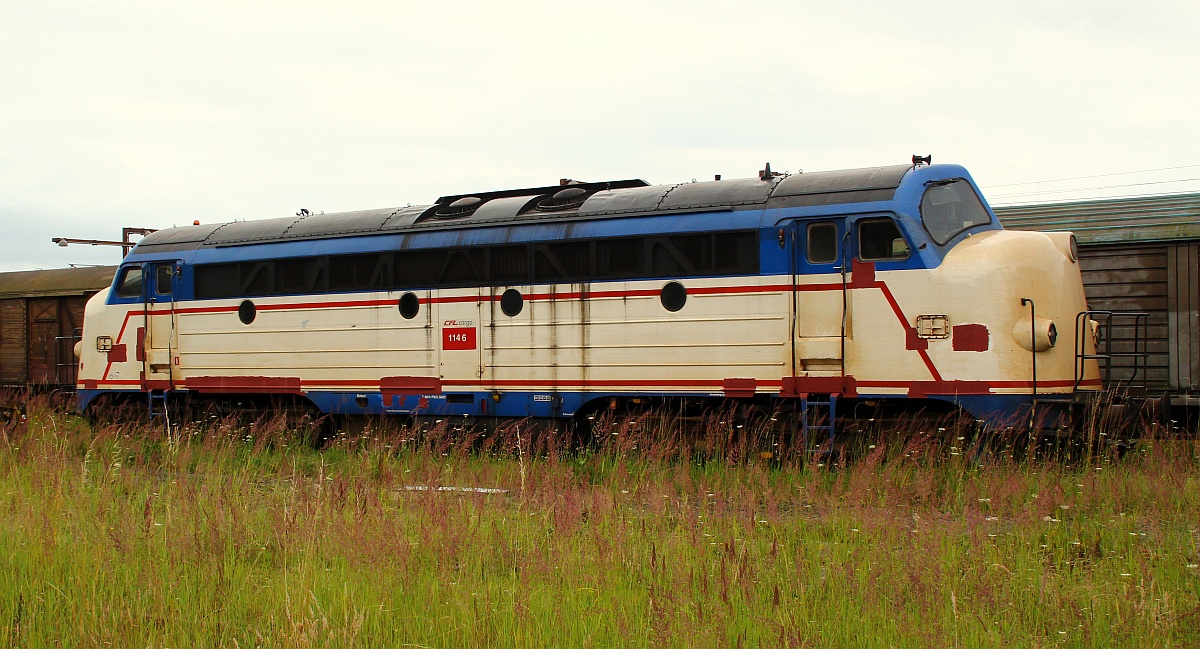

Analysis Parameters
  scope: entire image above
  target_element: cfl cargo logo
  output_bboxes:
[442,321,477,350]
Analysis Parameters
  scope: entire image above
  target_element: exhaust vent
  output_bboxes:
[434,196,482,219]
[536,187,588,212]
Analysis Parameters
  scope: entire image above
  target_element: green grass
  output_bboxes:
[1,403,1198,647]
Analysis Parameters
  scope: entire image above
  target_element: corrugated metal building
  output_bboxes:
[995,193,1199,398]
[0,266,116,387]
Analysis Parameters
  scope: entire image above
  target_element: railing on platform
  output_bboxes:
[1075,310,1150,395]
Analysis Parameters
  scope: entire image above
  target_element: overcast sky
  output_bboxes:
[2,0,1197,272]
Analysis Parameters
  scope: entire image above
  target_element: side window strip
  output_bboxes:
[191,230,762,298]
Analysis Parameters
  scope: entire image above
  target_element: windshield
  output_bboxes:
[920,179,993,245]
[116,266,143,299]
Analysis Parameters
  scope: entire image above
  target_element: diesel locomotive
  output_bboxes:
[73,159,1103,437]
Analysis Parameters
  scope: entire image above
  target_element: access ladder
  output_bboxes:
[800,394,837,457]
[148,389,169,419]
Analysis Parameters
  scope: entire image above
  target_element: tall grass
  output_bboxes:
[1,399,1197,647]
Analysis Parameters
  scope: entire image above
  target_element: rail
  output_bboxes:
[1074,310,1150,394]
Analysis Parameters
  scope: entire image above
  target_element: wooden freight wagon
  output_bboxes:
[996,193,1199,413]
[0,266,116,389]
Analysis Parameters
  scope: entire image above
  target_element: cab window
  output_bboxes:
[858,218,910,261]
[155,265,174,296]
[807,222,839,264]
[116,266,143,299]
[920,179,992,245]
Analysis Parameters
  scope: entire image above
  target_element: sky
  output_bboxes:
[2,0,1198,272]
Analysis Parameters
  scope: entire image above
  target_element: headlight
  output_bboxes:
[1012,316,1057,352]
[1044,232,1078,263]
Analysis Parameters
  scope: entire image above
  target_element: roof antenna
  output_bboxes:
[758,162,781,181]
[912,154,932,167]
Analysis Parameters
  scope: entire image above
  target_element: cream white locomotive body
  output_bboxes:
[76,163,1099,426]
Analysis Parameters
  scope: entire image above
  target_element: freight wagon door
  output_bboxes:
[793,220,846,375]
[0,299,27,385]
[143,262,180,389]
[26,298,60,385]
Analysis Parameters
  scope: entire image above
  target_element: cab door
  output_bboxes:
[792,220,847,375]
[143,261,180,389]
[434,287,483,390]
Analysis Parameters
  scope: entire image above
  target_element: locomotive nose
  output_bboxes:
[939,228,1093,388]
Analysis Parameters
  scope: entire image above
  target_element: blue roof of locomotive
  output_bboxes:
[125,162,996,266]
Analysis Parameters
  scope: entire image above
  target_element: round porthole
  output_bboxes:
[660,281,686,312]
[500,288,523,317]
[238,300,256,325]
[398,292,420,319]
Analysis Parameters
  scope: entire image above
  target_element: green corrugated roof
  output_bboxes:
[994,192,1200,245]
[0,266,116,299]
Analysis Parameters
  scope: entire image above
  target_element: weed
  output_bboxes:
[0,400,1197,646]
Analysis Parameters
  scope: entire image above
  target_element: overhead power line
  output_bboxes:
[983,164,1200,189]
[988,177,1200,201]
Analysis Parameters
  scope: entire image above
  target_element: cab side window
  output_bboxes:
[155,264,174,296]
[807,222,839,264]
[116,266,143,299]
[858,218,910,261]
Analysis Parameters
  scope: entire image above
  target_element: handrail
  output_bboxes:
[1021,298,1037,396]
[1074,310,1150,392]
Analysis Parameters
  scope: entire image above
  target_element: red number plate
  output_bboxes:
[442,327,477,350]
